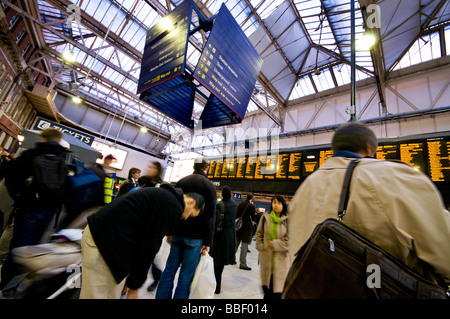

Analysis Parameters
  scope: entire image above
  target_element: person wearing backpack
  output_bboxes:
[210,186,237,294]
[0,128,68,298]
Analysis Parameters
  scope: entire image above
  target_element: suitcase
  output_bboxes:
[66,162,102,210]
[282,159,449,299]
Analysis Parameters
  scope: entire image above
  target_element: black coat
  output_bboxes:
[236,200,256,243]
[174,170,217,247]
[87,183,184,290]
[117,178,138,197]
[210,199,237,265]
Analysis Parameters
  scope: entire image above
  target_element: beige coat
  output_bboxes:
[255,212,290,293]
[288,156,450,282]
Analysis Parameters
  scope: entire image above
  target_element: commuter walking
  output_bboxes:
[255,195,289,299]
[288,122,450,286]
[156,157,216,299]
[144,161,163,186]
[235,194,256,270]
[79,183,205,299]
[0,128,68,298]
[210,186,237,294]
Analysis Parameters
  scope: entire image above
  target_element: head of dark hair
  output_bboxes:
[185,192,205,214]
[222,186,232,201]
[193,157,209,172]
[137,175,154,187]
[149,161,163,182]
[39,128,62,142]
[128,167,141,179]
[246,194,253,201]
[332,122,378,154]
[271,195,287,216]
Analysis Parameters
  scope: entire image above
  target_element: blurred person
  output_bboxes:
[209,186,237,294]
[79,183,205,299]
[156,156,216,299]
[0,128,68,298]
[235,194,256,270]
[255,195,289,299]
[117,167,141,197]
[145,161,163,186]
[87,154,116,206]
[288,122,450,285]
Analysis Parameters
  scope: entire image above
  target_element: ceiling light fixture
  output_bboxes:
[63,50,76,62]
[356,33,377,51]
[72,96,82,104]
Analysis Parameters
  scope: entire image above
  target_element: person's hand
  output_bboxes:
[126,289,139,299]
[166,236,171,245]
[268,241,274,249]
[200,245,210,255]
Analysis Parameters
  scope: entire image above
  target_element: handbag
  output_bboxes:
[189,252,216,299]
[282,159,449,299]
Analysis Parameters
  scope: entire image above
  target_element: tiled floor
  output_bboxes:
[139,238,264,299]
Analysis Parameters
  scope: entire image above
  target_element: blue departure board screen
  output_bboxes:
[137,0,193,93]
[193,4,263,119]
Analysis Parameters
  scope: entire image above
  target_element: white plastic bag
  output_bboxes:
[189,252,216,299]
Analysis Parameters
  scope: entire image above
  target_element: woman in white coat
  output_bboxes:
[255,195,290,299]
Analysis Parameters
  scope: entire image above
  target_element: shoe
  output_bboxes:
[239,265,252,271]
[1,288,16,299]
[147,280,159,292]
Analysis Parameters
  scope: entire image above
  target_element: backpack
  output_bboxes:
[215,201,225,233]
[32,154,67,206]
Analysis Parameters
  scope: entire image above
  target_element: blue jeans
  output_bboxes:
[156,235,203,299]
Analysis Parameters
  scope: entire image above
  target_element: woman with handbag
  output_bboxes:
[255,195,289,299]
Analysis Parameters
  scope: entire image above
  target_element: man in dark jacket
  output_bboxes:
[156,157,217,299]
[235,194,256,270]
[0,128,68,297]
[79,183,205,299]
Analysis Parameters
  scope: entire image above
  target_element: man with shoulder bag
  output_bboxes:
[285,122,450,299]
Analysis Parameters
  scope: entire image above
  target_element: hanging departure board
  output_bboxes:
[288,153,301,180]
[427,138,450,182]
[400,142,425,173]
[214,158,223,178]
[137,0,193,93]
[236,156,247,179]
[319,149,334,167]
[302,152,319,177]
[276,153,289,179]
[245,155,257,179]
[376,144,398,160]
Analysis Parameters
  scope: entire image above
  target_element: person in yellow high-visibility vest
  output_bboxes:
[104,173,116,204]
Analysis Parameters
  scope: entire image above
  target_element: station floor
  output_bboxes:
[139,237,264,299]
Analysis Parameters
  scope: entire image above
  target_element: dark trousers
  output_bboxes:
[262,275,282,299]
[214,263,225,293]
[0,205,57,290]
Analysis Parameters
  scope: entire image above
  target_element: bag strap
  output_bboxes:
[337,159,360,221]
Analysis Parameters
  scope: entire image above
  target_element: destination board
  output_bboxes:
[276,153,289,179]
[400,142,425,173]
[207,159,216,179]
[319,149,333,167]
[427,138,450,182]
[288,153,301,180]
[264,154,278,180]
[137,0,193,93]
[221,158,229,178]
[227,157,237,179]
[245,155,257,179]
[214,158,223,178]
[254,155,266,179]
[376,144,398,160]
[193,4,263,119]
[236,156,247,179]
[302,152,319,177]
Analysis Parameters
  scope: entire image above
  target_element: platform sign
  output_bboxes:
[137,0,193,94]
[193,4,262,119]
